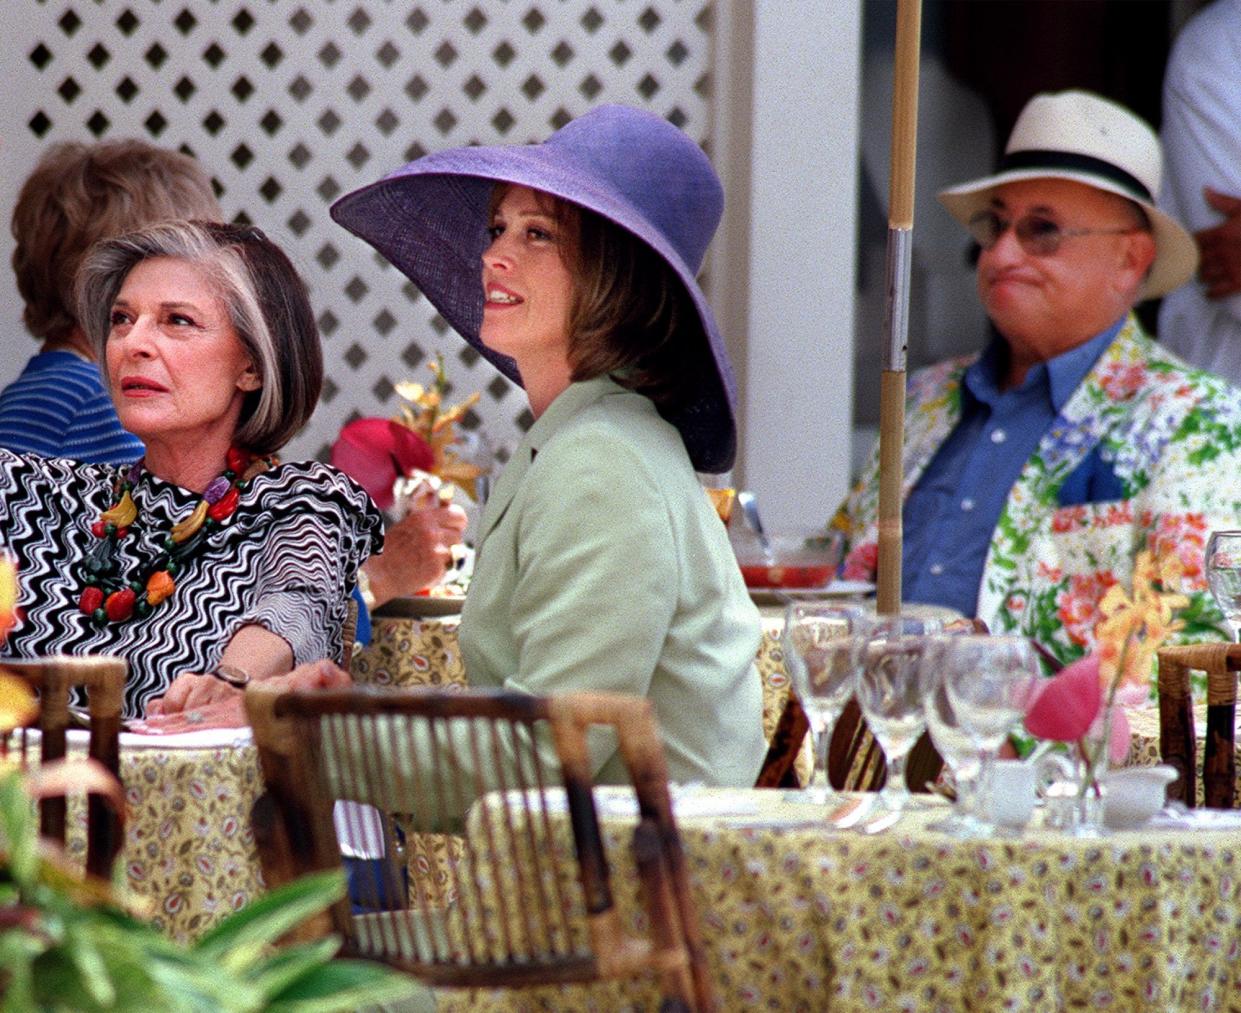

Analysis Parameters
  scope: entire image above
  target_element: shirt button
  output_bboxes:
[929,563,945,576]
[960,498,975,512]
[990,429,1007,444]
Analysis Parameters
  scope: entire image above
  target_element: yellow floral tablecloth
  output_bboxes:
[441,788,1241,1012]
[64,730,266,943]
[351,609,467,688]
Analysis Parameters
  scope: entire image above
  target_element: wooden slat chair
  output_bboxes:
[1156,642,1241,808]
[756,694,941,792]
[246,684,715,1011]
[755,618,988,791]
[0,656,126,878]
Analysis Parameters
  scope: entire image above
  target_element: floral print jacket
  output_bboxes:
[832,315,1241,667]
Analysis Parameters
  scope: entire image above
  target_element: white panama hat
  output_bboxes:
[938,89,1197,300]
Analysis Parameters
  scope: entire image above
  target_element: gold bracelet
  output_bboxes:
[357,569,377,611]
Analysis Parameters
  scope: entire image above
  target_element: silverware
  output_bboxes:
[736,490,776,564]
[67,704,137,732]
[827,793,874,829]
[860,808,902,834]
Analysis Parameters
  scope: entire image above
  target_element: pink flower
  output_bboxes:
[1025,655,1102,741]
[1104,704,1130,764]
[330,418,435,511]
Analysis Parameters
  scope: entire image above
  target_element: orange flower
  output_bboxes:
[1095,549,1186,689]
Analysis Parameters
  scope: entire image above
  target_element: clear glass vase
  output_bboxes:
[1044,747,1108,836]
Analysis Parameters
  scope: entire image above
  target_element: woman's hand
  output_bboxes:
[144,622,296,718]
[133,660,353,734]
[364,500,469,606]
[145,670,237,716]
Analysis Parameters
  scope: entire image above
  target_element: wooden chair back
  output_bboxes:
[246,684,714,1010]
[0,655,126,877]
[1157,642,1241,807]
[756,617,988,791]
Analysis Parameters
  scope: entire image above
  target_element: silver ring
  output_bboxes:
[186,710,205,725]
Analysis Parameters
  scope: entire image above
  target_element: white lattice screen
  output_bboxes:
[0,1,715,465]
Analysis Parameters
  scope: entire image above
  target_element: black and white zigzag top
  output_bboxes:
[0,451,383,718]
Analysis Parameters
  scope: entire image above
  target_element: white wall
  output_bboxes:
[738,1,861,531]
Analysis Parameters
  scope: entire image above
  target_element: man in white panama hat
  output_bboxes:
[832,89,1241,668]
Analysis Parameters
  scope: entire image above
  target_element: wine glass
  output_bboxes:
[1206,530,1241,641]
[853,614,943,819]
[940,635,1042,832]
[919,636,985,835]
[781,603,873,806]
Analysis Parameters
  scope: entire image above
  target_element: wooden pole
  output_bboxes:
[876,0,922,615]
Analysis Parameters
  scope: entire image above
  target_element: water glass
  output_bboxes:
[1206,530,1241,642]
[854,614,942,816]
[941,635,1042,830]
[919,637,985,834]
[782,603,873,806]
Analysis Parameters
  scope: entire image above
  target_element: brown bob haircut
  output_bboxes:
[490,186,706,411]
[12,138,221,345]
[76,220,323,456]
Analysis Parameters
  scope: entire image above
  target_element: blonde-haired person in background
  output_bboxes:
[1,138,221,463]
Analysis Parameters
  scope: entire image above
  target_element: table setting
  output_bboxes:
[442,775,1241,1013]
[433,540,1241,1010]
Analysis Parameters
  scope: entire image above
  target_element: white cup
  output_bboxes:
[981,759,1037,829]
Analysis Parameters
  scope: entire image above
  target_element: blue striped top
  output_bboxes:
[0,351,144,465]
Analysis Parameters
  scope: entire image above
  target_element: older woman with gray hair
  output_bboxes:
[0,219,382,718]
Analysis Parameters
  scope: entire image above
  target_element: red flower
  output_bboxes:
[1148,513,1209,585]
[331,418,435,511]
[1099,362,1147,400]
[1052,506,1086,533]
[1057,571,1117,647]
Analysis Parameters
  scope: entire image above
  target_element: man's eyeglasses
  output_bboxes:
[967,210,1140,257]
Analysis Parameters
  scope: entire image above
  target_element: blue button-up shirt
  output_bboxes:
[901,320,1125,617]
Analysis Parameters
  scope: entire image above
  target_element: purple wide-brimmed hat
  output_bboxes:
[330,104,737,473]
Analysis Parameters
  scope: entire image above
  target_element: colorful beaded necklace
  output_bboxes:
[78,446,276,624]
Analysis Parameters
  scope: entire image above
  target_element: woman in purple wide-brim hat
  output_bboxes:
[332,105,765,790]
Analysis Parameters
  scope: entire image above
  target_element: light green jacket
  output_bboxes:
[459,375,766,788]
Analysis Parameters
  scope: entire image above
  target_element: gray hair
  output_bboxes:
[77,220,322,454]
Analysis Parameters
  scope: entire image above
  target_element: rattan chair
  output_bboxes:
[756,693,941,792]
[1157,642,1241,807]
[245,684,715,1010]
[755,618,989,791]
[0,655,126,877]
